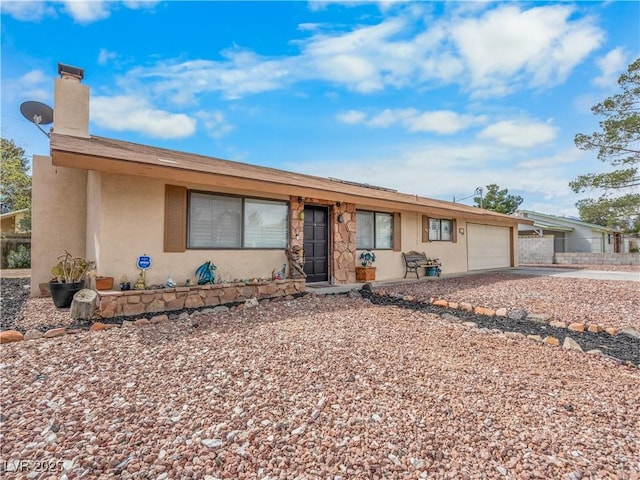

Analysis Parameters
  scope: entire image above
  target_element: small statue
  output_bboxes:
[272,263,287,280]
[196,261,217,285]
[285,245,307,279]
[166,275,176,288]
[134,270,146,290]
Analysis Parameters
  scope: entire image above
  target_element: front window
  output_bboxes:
[356,211,393,249]
[188,192,287,248]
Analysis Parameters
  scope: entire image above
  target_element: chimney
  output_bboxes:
[53,63,90,138]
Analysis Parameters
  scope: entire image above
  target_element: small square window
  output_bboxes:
[426,217,454,242]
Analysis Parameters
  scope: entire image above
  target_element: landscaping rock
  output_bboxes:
[0,330,24,343]
[89,322,107,332]
[563,337,583,352]
[544,336,560,346]
[23,329,43,340]
[474,306,496,316]
[244,297,259,308]
[508,309,527,321]
[527,313,550,323]
[150,314,169,324]
[43,328,66,338]
[568,323,585,332]
[620,327,640,340]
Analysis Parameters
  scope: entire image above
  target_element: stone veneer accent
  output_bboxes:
[98,279,305,318]
[292,196,357,285]
[332,202,356,284]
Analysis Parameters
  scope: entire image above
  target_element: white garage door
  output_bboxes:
[467,224,511,270]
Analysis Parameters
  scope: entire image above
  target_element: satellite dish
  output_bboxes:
[20,101,53,138]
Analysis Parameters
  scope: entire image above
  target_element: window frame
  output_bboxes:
[356,210,394,250]
[423,216,457,243]
[187,190,289,250]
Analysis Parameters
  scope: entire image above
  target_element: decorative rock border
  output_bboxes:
[425,296,629,338]
[367,289,639,367]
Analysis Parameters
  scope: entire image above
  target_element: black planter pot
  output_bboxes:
[49,281,84,308]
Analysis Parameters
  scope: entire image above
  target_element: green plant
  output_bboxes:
[50,251,96,283]
[7,244,30,268]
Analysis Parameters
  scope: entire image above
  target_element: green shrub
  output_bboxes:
[7,244,31,268]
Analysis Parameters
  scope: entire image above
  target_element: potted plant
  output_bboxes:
[425,258,442,277]
[95,275,114,290]
[355,250,376,282]
[119,275,131,291]
[49,251,96,308]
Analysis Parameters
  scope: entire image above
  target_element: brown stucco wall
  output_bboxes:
[30,155,87,296]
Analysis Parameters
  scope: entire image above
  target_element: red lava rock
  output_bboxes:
[0,330,24,343]
[543,336,560,346]
[473,306,496,316]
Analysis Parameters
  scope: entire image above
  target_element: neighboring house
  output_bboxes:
[30,65,529,295]
[0,208,31,268]
[514,210,621,254]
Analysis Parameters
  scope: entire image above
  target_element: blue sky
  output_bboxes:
[2,1,638,216]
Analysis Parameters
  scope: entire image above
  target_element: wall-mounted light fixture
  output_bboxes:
[299,211,305,220]
[297,196,303,204]
[459,228,465,235]
[337,214,344,223]
[336,202,342,207]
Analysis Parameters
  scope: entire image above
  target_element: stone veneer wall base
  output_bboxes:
[98,279,306,318]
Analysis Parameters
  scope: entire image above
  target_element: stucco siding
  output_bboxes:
[96,174,288,286]
[30,155,87,296]
[355,211,472,281]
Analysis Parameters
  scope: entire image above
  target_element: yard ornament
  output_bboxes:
[196,261,217,285]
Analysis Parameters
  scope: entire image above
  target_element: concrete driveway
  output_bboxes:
[505,266,639,282]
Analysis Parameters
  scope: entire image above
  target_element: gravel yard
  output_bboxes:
[380,271,639,332]
[1,295,639,479]
[1,271,639,479]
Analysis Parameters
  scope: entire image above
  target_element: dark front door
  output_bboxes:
[303,206,328,283]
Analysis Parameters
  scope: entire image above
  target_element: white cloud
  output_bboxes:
[406,110,482,134]
[2,70,50,102]
[367,109,417,128]
[121,3,604,105]
[0,1,56,21]
[478,120,557,148]
[97,48,117,66]
[593,47,628,88]
[336,110,367,125]
[338,108,483,135]
[91,95,196,139]
[194,111,234,139]
[62,1,110,23]
[1,0,157,23]
[451,4,604,96]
